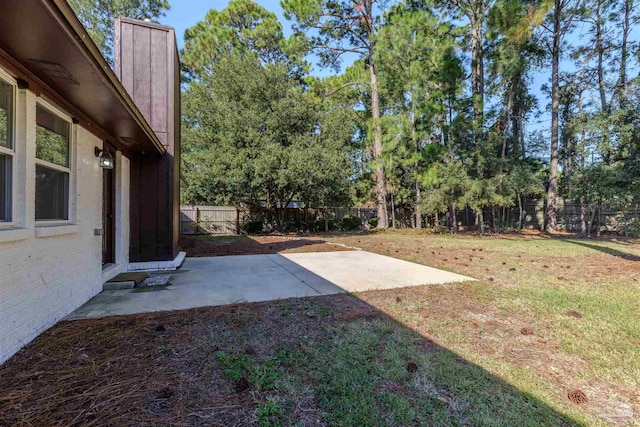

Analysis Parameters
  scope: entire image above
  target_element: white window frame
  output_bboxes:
[0,68,16,227]
[34,97,74,225]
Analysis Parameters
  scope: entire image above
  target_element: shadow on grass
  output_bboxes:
[565,239,640,261]
[0,263,584,426]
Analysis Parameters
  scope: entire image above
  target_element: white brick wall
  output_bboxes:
[0,87,130,363]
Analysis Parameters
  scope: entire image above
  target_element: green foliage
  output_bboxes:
[216,351,253,382]
[179,0,639,234]
[256,400,284,426]
[340,214,362,231]
[308,217,339,232]
[367,216,378,228]
[0,111,8,149]
[242,219,264,234]
[182,0,293,79]
[181,53,354,230]
[216,351,284,391]
[68,0,169,63]
[193,220,220,235]
[35,126,69,167]
[253,357,282,391]
[0,81,9,148]
[629,218,640,236]
[282,0,375,70]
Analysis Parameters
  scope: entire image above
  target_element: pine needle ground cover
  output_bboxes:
[1,232,638,426]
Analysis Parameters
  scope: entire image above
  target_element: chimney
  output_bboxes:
[113,17,181,262]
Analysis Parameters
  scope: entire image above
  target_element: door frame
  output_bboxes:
[102,144,116,266]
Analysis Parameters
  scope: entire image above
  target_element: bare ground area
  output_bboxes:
[181,234,353,257]
[1,231,638,426]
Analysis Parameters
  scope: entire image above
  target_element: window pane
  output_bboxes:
[36,105,69,167]
[0,154,11,221]
[35,165,68,221]
[0,79,12,149]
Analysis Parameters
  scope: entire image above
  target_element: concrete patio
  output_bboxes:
[67,251,473,319]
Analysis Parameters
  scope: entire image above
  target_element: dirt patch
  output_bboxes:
[182,235,352,257]
[568,390,589,404]
[566,310,583,318]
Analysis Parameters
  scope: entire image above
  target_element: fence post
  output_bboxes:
[196,207,200,234]
[236,207,240,235]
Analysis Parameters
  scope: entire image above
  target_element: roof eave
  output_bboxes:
[46,0,166,156]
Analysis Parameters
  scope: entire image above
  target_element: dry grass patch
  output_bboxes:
[325,231,640,426]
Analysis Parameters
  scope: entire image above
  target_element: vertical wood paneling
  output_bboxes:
[114,18,180,262]
[171,48,181,256]
[156,156,171,252]
[119,22,135,92]
[150,30,168,135]
[132,25,151,123]
[139,156,158,257]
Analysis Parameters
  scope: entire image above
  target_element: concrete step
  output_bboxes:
[104,272,148,291]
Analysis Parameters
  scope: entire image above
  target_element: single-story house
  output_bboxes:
[0,0,181,363]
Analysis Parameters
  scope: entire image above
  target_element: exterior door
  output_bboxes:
[102,149,115,265]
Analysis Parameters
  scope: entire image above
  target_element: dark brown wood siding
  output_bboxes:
[114,18,181,262]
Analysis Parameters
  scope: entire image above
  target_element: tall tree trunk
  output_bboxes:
[511,74,525,159]
[588,205,597,237]
[492,207,497,233]
[518,194,524,232]
[595,1,607,111]
[546,0,561,232]
[476,210,485,235]
[450,205,458,233]
[391,192,396,228]
[501,87,513,160]
[412,100,422,229]
[470,2,485,144]
[594,1,612,163]
[580,196,587,235]
[415,183,422,229]
[368,56,389,228]
[440,93,449,147]
[616,0,632,107]
[324,209,329,233]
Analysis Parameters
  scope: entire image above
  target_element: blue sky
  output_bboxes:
[165,0,290,47]
[161,0,634,141]
[164,0,344,77]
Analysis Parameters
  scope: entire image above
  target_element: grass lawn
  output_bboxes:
[1,232,638,426]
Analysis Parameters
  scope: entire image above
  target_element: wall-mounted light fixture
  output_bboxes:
[95,147,114,169]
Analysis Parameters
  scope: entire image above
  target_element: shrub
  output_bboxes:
[195,220,220,234]
[367,216,378,228]
[311,218,341,232]
[628,218,640,237]
[341,214,362,231]
[243,219,264,234]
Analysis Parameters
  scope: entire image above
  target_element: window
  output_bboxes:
[35,104,70,221]
[0,78,14,222]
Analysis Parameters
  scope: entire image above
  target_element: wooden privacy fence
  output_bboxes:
[180,206,240,235]
[180,206,377,235]
[182,200,640,235]
[500,198,640,233]
[436,198,640,234]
